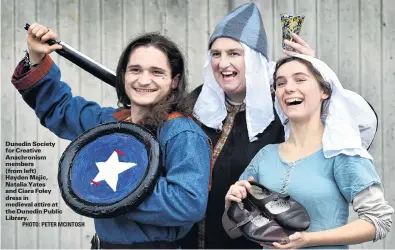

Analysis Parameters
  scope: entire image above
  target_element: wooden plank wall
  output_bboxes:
[1,0,394,248]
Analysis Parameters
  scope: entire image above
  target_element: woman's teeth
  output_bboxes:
[135,89,155,92]
[221,72,237,82]
[221,71,237,77]
[285,98,304,106]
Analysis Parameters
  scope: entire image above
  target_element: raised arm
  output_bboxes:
[11,23,115,140]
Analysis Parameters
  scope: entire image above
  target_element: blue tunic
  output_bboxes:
[240,144,381,249]
[12,55,211,244]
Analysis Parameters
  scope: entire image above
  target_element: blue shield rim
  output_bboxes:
[58,121,160,218]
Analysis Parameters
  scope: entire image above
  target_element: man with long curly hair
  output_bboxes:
[11,23,211,249]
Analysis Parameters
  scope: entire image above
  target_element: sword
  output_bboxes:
[24,23,116,87]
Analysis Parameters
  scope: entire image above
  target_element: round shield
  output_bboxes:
[58,121,160,218]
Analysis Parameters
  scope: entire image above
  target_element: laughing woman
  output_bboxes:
[225,55,393,249]
[181,3,318,249]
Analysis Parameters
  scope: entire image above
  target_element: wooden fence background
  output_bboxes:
[1,0,394,248]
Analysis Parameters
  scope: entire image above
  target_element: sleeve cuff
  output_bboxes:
[11,55,53,90]
[360,214,391,242]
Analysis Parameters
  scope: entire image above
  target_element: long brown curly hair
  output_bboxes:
[115,33,194,131]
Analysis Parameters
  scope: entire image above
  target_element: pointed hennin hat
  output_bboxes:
[208,3,269,60]
[195,3,275,142]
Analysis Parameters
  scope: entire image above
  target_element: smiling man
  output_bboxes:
[11,23,211,249]
[124,45,179,111]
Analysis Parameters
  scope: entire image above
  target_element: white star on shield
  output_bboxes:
[91,151,137,192]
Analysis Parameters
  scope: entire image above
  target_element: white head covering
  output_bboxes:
[273,54,377,160]
[194,42,275,142]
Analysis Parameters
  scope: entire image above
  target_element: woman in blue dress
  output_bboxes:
[225,55,393,249]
